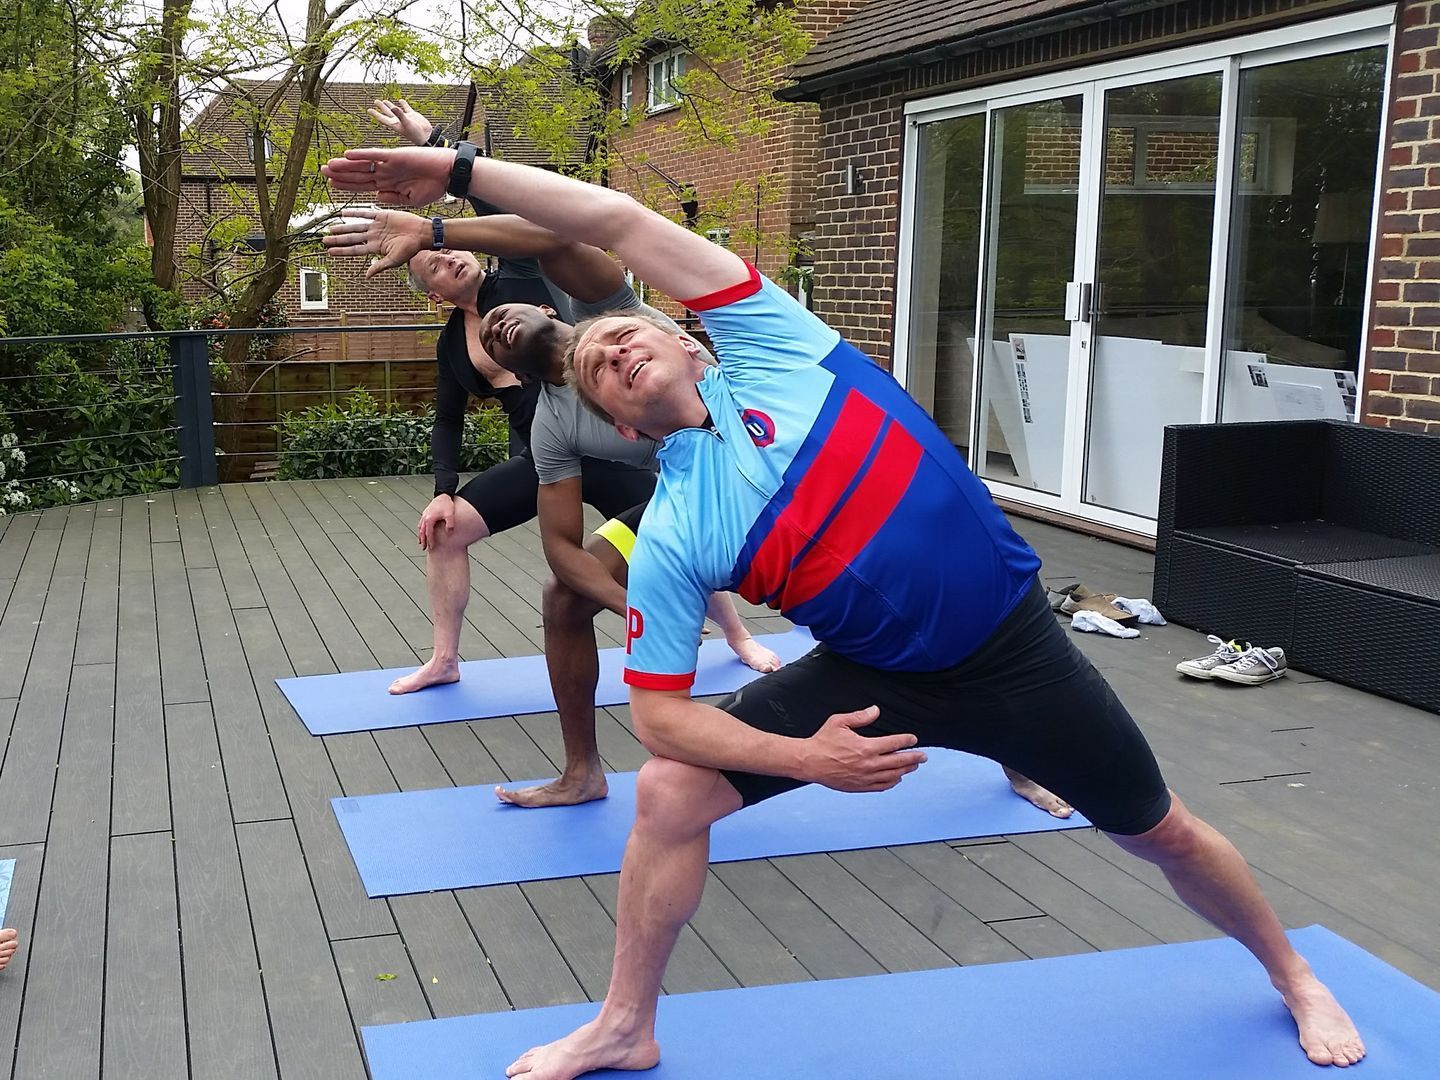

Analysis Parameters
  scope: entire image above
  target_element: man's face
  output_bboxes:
[479,303,561,379]
[571,315,698,429]
[410,249,483,305]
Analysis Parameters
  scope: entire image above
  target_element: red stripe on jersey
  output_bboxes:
[624,669,696,691]
[778,422,924,610]
[679,262,762,312]
[735,390,886,605]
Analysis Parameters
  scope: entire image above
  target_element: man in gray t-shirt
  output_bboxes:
[476,281,782,806]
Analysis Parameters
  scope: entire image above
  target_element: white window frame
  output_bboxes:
[647,48,685,113]
[298,267,329,311]
[245,131,275,163]
[705,227,731,248]
[619,67,634,110]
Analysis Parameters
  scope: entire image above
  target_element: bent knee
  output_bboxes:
[634,758,735,831]
[1117,794,1205,860]
[542,575,598,623]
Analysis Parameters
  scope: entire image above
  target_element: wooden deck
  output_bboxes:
[0,475,1436,1079]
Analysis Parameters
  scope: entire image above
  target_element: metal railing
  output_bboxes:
[0,322,466,509]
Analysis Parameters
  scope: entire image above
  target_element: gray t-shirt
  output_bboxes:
[531,283,696,485]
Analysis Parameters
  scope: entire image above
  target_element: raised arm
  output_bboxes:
[323,146,747,302]
[324,207,624,303]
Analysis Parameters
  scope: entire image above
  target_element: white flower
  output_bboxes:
[0,433,15,449]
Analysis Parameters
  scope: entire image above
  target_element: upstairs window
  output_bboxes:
[647,49,685,113]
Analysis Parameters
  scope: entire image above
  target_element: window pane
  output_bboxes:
[905,112,987,462]
[1220,46,1385,422]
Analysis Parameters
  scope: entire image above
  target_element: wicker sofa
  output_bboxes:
[1154,420,1440,712]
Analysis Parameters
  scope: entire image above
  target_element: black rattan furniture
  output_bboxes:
[1154,420,1440,713]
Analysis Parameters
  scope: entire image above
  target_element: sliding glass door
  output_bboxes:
[897,9,1392,533]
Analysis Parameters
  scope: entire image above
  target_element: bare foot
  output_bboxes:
[387,656,460,695]
[1278,973,1366,1067]
[729,635,782,674]
[0,929,19,973]
[506,1018,659,1079]
[495,771,609,808]
[1002,766,1074,818]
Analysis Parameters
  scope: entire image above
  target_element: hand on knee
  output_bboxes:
[634,758,736,838]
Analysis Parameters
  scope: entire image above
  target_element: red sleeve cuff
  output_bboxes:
[679,261,762,312]
[624,668,696,691]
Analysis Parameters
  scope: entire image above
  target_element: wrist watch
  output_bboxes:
[447,141,479,199]
[424,129,449,148]
[430,216,445,250]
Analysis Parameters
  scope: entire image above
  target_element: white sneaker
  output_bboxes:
[1175,635,1247,680]
[1211,646,1287,685]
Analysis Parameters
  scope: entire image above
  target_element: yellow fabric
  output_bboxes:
[593,516,638,563]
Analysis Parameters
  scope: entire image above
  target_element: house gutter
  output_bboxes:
[776,0,1200,101]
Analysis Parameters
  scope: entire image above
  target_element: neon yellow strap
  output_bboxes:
[593,517,638,563]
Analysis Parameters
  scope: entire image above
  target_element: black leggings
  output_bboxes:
[717,579,1172,836]
[455,455,656,535]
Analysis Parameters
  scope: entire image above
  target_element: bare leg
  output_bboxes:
[1001,764,1073,818]
[0,929,17,972]
[1109,794,1365,1067]
[496,533,626,807]
[507,759,743,1078]
[389,499,491,694]
[704,592,781,673]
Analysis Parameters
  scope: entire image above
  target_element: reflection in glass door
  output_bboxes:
[1220,47,1386,425]
[905,113,987,463]
[1083,73,1223,518]
[975,96,1084,495]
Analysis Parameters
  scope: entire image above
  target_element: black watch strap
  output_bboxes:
[447,141,479,199]
[425,129,449,148]
[430,216,445,250]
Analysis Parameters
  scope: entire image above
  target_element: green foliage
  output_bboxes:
[0,337,180,510]
[0,0,131,239]
[276,391,509,480]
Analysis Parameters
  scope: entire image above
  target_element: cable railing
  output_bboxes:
[0,321,510,512]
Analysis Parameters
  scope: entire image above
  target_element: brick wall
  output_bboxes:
[602,0,867,323]
[176,179,441,330]
[811,80,905,362]
[1366,0,1440,432]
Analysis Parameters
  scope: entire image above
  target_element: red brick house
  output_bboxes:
[780,0,1430,537]
[585,0,871,322]
[175,81,476,329]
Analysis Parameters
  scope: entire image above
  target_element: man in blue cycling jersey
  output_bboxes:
[324,145,1365,1077]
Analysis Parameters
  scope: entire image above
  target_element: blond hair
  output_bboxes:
[562,310,682,424]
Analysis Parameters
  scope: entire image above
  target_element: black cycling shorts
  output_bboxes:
[716,578,1172,836]
[454,456,656,536]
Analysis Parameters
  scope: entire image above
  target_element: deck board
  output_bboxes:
[1,477,1437,1080]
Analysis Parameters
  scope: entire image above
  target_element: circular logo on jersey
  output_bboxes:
[741,409,776,447]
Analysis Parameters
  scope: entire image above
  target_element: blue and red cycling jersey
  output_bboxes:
[622,263,1041,690]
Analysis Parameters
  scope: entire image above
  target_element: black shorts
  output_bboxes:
[716,579,1172,836]
[454,456,656,535]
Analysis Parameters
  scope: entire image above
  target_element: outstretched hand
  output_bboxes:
[368,98,434,146]
[322,147,456,207]
[801,706,926,792]
[323,207,430,278]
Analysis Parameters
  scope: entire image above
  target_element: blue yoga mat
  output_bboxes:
[333,748,1089,896]
[279,628,816,735]
[0,859,12,925]
[363,926,1435,1079]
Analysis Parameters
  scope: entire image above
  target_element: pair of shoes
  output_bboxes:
[1175,635,1287,684]
[1053,584,1139,627]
